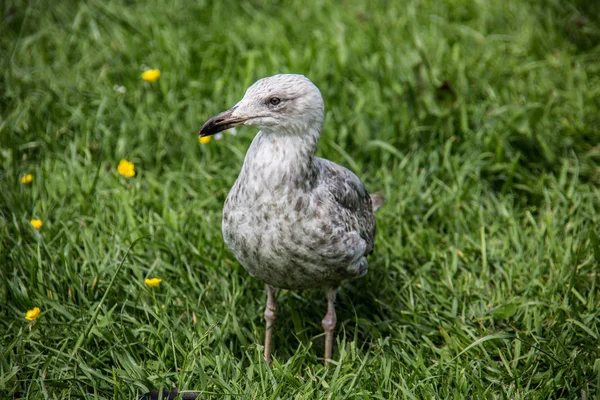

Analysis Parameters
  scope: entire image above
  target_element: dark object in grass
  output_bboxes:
[138,389,200,400]
[199,74,384,365]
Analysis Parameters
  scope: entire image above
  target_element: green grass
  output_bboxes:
[1,0,600,398]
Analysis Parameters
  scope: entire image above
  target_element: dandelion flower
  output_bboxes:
[21,174,33,184]
[118,159,135,178]
[199,136,211,145]
[25,307,41,321]
[142,69,161,82]
[145,278,162,287]
[30,219,43,229]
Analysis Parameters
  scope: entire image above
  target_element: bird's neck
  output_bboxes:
[241,127,320,190]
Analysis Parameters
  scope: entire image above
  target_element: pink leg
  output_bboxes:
[264,285,277,364]
[321,288,337,366]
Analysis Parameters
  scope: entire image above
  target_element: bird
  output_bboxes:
[198,74,383,365]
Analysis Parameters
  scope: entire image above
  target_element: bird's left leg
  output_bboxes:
[264,284,277,364]
[321,287,338,366]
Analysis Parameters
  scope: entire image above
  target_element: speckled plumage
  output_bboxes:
[212,74,379,290]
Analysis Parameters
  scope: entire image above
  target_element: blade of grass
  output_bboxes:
[70,235,150,358]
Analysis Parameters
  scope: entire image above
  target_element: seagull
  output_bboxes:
[199,74,383,365]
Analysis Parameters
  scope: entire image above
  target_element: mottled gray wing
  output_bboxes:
[314,157,376,256]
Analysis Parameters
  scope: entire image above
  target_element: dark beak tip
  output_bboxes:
[198,108,239,138]
[198,118,216,138]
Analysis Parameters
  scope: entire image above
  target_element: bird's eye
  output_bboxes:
[269,97,281,106]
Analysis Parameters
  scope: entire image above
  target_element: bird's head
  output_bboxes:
[199,74,324,138]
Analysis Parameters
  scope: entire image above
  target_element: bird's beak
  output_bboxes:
[198,107,249,138]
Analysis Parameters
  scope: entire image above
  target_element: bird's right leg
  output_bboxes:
[322,287,338,366]
[264,284,277,364]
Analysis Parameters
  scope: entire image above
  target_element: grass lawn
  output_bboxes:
[2,0,600,398]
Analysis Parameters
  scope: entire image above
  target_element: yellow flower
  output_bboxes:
[30,219,43,229]
[142,69,161,82]
[145,278,162,287]
[21,174,33,184]
[199,136,211,144]
[25,307,41,321]
[118,159,135,178]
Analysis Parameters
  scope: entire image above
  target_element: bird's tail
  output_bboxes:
[370,192,385,212]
